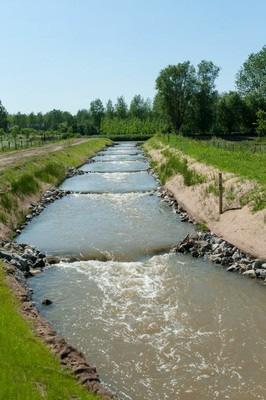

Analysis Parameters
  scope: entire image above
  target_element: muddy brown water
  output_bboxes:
[17,142,266,399]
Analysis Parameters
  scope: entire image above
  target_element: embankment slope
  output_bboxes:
[145,138,266,260]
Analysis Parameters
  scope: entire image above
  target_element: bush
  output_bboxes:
[157,149,205,185]
[11,174,40,196]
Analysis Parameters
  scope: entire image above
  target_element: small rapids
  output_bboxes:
[60,171,157,193]
[92,154,146,162]
[17,192,192,260]
[30,254,266,400]
[80,160,148,173]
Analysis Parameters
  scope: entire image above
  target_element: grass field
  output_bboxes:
[0,138,110,231]
[0,264,99,400]
[147,135,266,185]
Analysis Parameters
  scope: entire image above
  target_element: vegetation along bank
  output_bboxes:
[145,135,266,260]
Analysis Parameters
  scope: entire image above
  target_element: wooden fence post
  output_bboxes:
[219,172,223,214]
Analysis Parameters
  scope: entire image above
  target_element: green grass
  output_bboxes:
[240,187,266,212]
[205,183,219,197]
[146,135,266,211]
[148,134,266,185]
[195,222,209,232]
[150,148,205,186]
[0,138,110,235]
[11,173,40,195]
[0,265,99,400]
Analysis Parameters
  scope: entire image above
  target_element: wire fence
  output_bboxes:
[0,135,65,152]
[208,138,266,153]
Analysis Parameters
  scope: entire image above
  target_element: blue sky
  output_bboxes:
[0,0,265,113]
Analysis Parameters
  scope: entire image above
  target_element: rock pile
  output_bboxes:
[156,188,266,282]
[174,232,266,281]
[66,167,87,178]
[158,188,194,223]
[0,240,46,277]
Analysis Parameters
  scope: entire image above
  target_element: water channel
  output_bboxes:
[17,142,266,399]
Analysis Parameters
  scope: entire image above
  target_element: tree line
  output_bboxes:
[0,45,265,139]
[155,46,266,136]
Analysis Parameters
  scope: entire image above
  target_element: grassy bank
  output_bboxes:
[152,148,205,186]
[0,138,110,236]
[0,264,98,400]
[147,135,266,185]
[145,135,266,211]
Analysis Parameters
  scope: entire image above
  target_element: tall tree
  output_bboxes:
[235,46,266,132]
[217,92,244,134]
[194,60,220,133]
[130,95,151,119]
[89,99,104,132]
[155,62,196,132]
[115,96,128,119]
[106,100,115,119]
[256,110,266,136]
[28,112,37,129]
[0,100,8,130]
[236,45,266,99]
[12,112,28,128]
[43,109,65,130]
[36,112,44,130]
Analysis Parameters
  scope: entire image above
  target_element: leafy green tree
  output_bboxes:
[75,109,92,135]
[21,127,33,140]
[236,45,266,99]
[58,122,68,133]
[27,112,37,129]
[155,62,196,132]
[0,128,5,147]
[130,95,151,120]
[89,99,104,132]
[217,92,244,134]
[115,96,128,119]
[0,100,8,130]
[12,112,28,128]
[240,94,266,133]
[36,112,45,130]
[106,100,115,119]
[10,125,20,147]
[193,60,220,133]
[44,109,65,130]
[256,110,266,136]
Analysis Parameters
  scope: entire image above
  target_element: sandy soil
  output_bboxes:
[0,138,88,171]
[148,148,266,260]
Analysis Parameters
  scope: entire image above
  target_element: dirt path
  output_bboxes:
[0,138,88,171]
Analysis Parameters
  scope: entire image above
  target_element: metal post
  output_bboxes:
[219,172,223,214]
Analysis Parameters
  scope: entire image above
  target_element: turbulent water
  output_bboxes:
[31,256,266,400]
[17,192,192,260]
[17,141,266,399]
[60,171,157,193]
[80,160,148,173]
